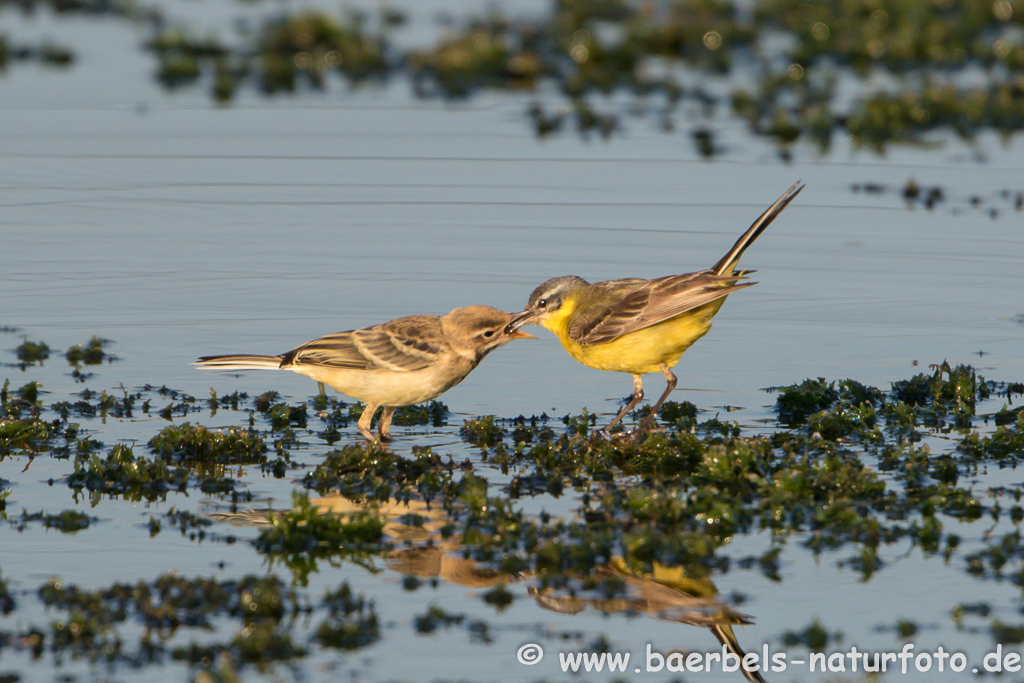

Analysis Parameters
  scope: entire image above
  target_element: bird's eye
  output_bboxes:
[482,329,496,339]
[537,299,547,309]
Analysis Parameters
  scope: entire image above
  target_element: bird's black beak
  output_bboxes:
[505,311,536,335]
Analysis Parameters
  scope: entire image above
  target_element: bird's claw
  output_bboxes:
[595,424,666,443]
[595,428,633,442]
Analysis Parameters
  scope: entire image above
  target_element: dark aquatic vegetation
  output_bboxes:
[12,508,93,532]
[144,11,387,103]
[773,378,839,426]
[413,604,465,633]
[0,36,74,69]
[481,583,513,610]
[393,400,448,427]
[254,492,387,585]
[779,618,836,650]
[69,444,190,502]
[0,416,58,455]
[312,581,380,650]
[300,442,462,503]
[6,0,1024,149]
[13,339,50,368]
[65,335,117,367]
[7,343,1024,680]
[17,572,379,670]
[459,415,504,448]
[148,423,267,466]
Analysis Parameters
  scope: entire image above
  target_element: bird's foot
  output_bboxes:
[632,417,667,439]
[359,428,391,447]
[598,424,666,443]
[362,437,391,452]
[597,428,633,442]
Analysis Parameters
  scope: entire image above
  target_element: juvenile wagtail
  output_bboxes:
[506,182,804,436]
[194,305,535,442]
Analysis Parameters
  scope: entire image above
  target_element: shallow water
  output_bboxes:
[3,1,1024,682]
[5,90,1023,423]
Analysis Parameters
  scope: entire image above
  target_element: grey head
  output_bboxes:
[505,275,590,333]
[525,275,590,315]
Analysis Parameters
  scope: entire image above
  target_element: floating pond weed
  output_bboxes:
[8,0,1024,149]
[148,423,267,466]
[312,581,380,650]
[6,356,1024,678]
[65,336,116,367]
[254,491,386,585]
[14,339,50,368]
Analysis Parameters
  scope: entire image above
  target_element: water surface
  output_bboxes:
[3,2,1024,682]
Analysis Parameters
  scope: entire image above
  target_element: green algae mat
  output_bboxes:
[3,335,1024,681]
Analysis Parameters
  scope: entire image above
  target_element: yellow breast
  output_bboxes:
[543,298,728,375]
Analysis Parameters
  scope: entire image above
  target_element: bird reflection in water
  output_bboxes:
[210,494,766,683]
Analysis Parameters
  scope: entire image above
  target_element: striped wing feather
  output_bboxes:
[571,272,754,346]
[282,314,445,372]
[567,278,648,343]
[567,182,802,348]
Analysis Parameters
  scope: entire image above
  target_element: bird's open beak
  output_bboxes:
[509,328,537,340]
[505,311,536,335]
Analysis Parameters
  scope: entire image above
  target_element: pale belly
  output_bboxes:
[287,361,472,406]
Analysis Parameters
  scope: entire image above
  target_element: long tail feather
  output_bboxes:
[712,181,804,276]
[193,354,283,371]
[710,624,768,683]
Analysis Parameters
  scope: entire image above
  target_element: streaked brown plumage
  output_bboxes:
[194,305,535,442]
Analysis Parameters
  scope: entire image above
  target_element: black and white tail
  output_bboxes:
[711,181,804,277]
[193,354,284,371]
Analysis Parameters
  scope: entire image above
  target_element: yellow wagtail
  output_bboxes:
[194,305,535,442]
[506,181,804,436]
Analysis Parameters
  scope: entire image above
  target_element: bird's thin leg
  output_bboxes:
[603,374,645,435]
[313,382,329,418]
[636,364,677,435]
[357,403,380,442]
[377,406,395,442]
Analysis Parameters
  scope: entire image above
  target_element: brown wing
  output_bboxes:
[282,314,445,372]
[567,278,649,342]
[572,272,754,346]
